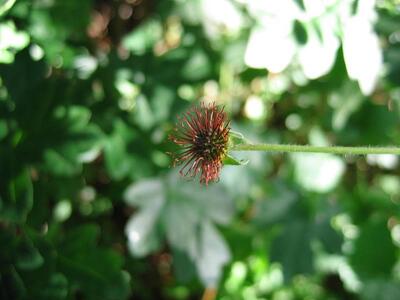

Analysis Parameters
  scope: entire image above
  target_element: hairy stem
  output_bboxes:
[231,143,400,155]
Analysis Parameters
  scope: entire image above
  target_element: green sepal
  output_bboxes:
[225,130,249,166]
[228,130,247,148]
[223,154,249,166]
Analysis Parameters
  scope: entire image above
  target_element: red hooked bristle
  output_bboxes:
[169,102,230,185]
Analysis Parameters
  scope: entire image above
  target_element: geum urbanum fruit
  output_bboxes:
[169,102,230,185]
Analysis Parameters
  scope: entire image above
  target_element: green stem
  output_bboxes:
[231,143,400,155]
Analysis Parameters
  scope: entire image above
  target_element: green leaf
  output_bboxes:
[181,49,212,81]
[39,273,68,300]
[361,280,400,300]
[57,224,130,300]
[0,0,17,16]
[293,20,308,45]
[124,173,233,286]
[16,235,64,299]
[0,21,29,63]
[16,237,44,271]
[124,178,164,208]
[0,50,47,127]
[270,220,314,281]
[124,178,165,258]
[41,106,104,176]
[329,81,363,131]
[163,199,200,252]
[133,95,155,130]
[122,19,162,55]
[165,173,233,286]
[194,220,231,287]
[253,182,298,225]
[172,249,197,283]
[0,164,33,223]
[0,120,8,141]
[146,84,175,123]
[312,202,343,254]
[125,202,164,257]
[166,172,234,225]
[42,0,93,37]
[350,219,396,278]
[43,149,82,176]
[104,133,131,180]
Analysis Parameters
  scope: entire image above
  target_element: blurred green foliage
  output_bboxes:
[1,0,400,299]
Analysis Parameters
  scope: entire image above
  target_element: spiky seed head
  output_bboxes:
[169,102,230,185]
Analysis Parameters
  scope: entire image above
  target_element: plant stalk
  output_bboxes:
[231,143,400,155]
